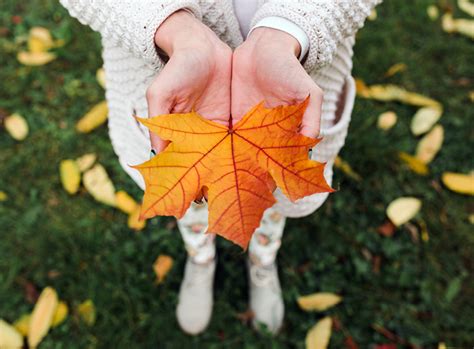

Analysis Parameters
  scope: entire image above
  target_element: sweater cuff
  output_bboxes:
[248,16,310,62]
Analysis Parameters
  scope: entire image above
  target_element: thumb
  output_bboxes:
[299,87,323,139]
[146,86,171,154]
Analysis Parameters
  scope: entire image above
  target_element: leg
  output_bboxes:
[175,202,216,335]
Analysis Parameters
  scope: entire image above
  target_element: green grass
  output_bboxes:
[1,0,473,348]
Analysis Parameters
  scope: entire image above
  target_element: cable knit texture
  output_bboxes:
[60,0,380,219]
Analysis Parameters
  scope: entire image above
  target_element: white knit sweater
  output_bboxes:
[60,0,381,218]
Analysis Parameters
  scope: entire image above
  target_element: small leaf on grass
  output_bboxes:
[411,106,443,135]
[377,221,397,237]
[153,255,173,283]
[438,343,447,349]
[377,111,397,130]
[305,317,332,349]
[297,293,342,312]
[334,156,362,181]
[0,319,23,348]
[51,301,68,327]
[415,125,444,164]
[386,197,422,226]
[5,113,29,140]
[13,313,30,336]
[128,206,146,231]
[0,191,7,201]
[427,5,439,20]
[28,27,54,53]
[76,153,97,172]
[83,164,116,207]
[441,172,474,195]
[77,300,96,326]
[398,152,429,176]
[445,273,467,302]
[459,0,474,16]
[115,190,139,214]
[368,9,377,20]
[96,68,106,88]
[76,101,108,133]
[442,13,474,39]
[384,63,407,78]
[28,287,58,348]
[60,159,81,195]
[17,51,56,66]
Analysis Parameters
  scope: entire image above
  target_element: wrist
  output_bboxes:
[247,27,301,58]
[154,10,213,56]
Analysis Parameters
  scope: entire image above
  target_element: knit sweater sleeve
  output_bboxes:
[251,0,382,71]
[59,0,202,69]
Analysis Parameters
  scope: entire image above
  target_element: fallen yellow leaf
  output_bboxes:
[77,300,96,326]
[60,159,81,195]
[17,51,56,66]
[96,68,106,88]
[469,91,474,102]
[377,111,397,130]
[0,191,7,201]
[334,156,362,181]
[76,153,97,172]
[442,13,474,39]
[305,317,332,349]
[398,152,429,176]
[13,313,30,336]
[458,0,474,17]
[387,197,422,227]
[76,101,108,133]
[5,113,29,141]
[368,8,377,20]
[427,5,439,20]
[438,343,447,349]
[153,255,174,283]
[384,63,407,78]
[0,319,23,348]
[128,206,147,231]
[469,214,474,224]
[28,27,54,53]
[411,106,443,136]
[415,125,444,164]
[441,172,474,195]
[115,190,139,214]
[297,293,342,312]
[51,301,68,328]
[28,287,58,348]
[83,164,116,207]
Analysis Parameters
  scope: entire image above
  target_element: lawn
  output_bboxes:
[0,0,473,348]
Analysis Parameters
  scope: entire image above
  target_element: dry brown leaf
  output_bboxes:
[96,68,106,88]
[411,106,443,135]
[77,300,96,326]
[334,156,362,181]
[51,301,68,328]
[386,197,422,226]
[17,51,56,66]
[83,164,116,207]
[384,63,407,78]
[305,317,332,349]
[0,191,7,201]
[427,5,439,20]
[442,13,474,39]
[441,172,474,195]
[76,153,97,172]
[398,152,429,176]
[415,125,444,164]
[377,111,397,130]
[153,255,174,283]
[128,206,147,231]
[458,0,474,17]
[28,287,58,348]
[115,190,139,214]
[60,159,81,195]
[76,101,108,133]
[13,313,30,336]
[5,113,29,140]
[297,293,342,312]
[0,319,23,348]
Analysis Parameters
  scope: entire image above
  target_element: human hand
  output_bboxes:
[147,10,232,153]
[231,28,323,138]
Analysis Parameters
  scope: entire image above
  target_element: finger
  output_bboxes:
[146,84,171,154]
[299,86,323,139]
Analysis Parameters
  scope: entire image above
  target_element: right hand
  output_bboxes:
[147,10,232,153]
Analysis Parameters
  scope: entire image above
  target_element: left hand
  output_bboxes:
[231,27,323,138]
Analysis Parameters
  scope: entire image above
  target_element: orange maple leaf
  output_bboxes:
[133,99,334,249]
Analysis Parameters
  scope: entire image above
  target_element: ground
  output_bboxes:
[0,0,473,348]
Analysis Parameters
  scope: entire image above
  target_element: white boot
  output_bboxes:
[248,257,284,334]
[176,256,216,335]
